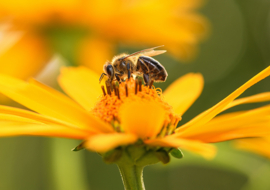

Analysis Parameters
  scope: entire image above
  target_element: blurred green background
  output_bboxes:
[1,0,270,189]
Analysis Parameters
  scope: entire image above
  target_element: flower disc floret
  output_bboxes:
[91,78,181,137]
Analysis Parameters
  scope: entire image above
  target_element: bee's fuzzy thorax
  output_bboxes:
[111,53,128,63]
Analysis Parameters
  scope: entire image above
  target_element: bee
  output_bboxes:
[99,46,168,86]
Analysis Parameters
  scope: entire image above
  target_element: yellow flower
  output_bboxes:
[0,23,51,80]
[0,66,270,160]
[0,0,208,75]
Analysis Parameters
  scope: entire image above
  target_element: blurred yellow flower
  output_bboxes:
[0,66,270,160]
[0,23,51,80]
[0,0,208,75]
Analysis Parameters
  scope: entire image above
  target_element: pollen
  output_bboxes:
[91,78,181,134]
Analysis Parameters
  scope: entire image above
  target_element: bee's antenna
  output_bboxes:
[99,73,107,83]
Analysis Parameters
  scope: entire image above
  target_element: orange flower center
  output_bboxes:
[91,78,181,136]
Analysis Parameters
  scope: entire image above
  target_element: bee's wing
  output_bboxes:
[123,46,166,60]
[141,50,166,57]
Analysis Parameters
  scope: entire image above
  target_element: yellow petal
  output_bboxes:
[179,105,270,142]
[119,101,166,139]
[176,65,270,134]
[0,105,91,138]
[223,92,270,111]
[234,137,270,158]
[58,66,101,111]
[77,36,114,74]
[85,133,138,152]
[145,136,216,159]
[164,73,203,115]
[30,78,80,108]
[0,113,42,124]
[0,105,90,130]
[0,74,113,133]
[0,0,80,23]
[0,121,88,139]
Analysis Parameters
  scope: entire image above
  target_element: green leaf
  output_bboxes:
[71,141,85,152]
[170,148,184,159]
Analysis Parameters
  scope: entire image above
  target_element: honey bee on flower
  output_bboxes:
[0,63,270,189]
[0,65,270,160]
[99,46,168,86]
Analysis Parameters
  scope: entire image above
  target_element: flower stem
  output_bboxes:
[117,164,145,190]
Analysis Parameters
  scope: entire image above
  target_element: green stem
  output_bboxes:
[117,165,145,190]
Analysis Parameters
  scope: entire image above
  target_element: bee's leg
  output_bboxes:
[126,62,131,79]
[143,74,150,86]
[99,73,107,83]
[115,74,122,83]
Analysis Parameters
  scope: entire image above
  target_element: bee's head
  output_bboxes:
[103,62,115,82]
